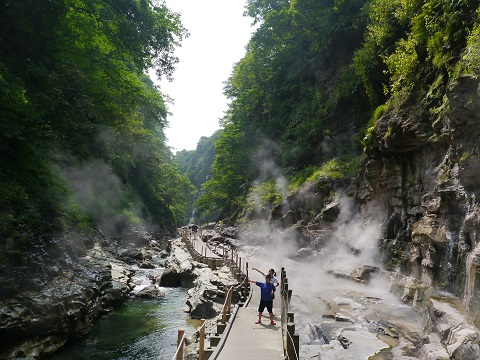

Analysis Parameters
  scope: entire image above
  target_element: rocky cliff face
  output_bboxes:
[0,226,164,359]
[237,75,480,358]
[353,75,480,326]
[0,243,134,359]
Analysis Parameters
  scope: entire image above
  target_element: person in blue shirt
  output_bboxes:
[248,274,276,325]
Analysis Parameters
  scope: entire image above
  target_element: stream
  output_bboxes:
[47,266,199,360]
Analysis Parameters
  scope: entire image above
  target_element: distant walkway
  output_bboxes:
[216,259,284,360]
[177,232,298,360]
[190,236,220,258]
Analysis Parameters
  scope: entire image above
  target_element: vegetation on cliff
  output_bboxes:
[0,0,195,255]
[195,0,480,223]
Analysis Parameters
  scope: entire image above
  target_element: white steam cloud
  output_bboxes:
[240,138,388,297]
[59,159,144,234]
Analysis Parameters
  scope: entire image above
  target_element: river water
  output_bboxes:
[47,267,199,360]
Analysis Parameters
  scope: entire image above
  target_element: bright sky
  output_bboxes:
[158,0,254,153]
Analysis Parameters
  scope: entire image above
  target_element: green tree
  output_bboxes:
[200,0,371,220]
[0,0,190,242]
[175,130,221,189]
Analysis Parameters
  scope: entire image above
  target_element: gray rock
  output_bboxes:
[428,297,480,356]
[159,240,196,287]
[135,285,165,299]
[418,333,450,360]
[139,261,155,269]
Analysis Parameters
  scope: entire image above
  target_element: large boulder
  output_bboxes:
[135,285,165,299]
[0,244,134,359]
[186,266,239,319]
[428,296,480,357]
[159,240,196,288]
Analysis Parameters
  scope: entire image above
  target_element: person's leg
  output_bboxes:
[269,312,275,324]
[267,301,276,325]
[257,301,266,323]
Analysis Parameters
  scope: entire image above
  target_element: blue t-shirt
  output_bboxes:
[255,281,275,301]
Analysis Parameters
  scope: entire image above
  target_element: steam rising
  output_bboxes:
[60,159,145,234]
[241,138,388,297]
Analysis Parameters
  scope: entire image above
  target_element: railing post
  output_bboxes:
[222,289,228,323]
[228,286,232,313]
[199,319,205,360]
[283,279,289,312]
[287,322,295,360]
[293,333,299,360]
[176,329,184,360]
[287,312,294,323]
[243,262,249,297]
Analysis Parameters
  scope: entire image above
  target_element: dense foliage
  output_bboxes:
[173,131,221,222]
[197,0,480,222]
[174,131,220,189]
[4,0,480,238]
[0,0,195,248]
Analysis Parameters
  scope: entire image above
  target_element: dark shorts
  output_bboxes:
[258,300,273,313]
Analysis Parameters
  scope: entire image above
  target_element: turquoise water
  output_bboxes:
[47,287,199,360]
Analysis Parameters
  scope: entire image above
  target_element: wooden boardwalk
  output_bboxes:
[215,259,284,360]
[178,233,289,360]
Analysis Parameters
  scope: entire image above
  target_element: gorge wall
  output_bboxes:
[353,74,480,325]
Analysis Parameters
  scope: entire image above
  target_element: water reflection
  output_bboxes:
[48,288,198,360]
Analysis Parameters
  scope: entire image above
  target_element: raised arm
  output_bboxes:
[251,267,265,277]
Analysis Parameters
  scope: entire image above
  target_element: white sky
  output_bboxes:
[158,0,254,153]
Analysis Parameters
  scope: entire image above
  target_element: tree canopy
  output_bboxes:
[196,0,480,222]
[0,0,195,246]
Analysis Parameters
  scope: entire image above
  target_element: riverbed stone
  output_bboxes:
[316,328,389,359]
[418,333,450,360]
[135,285,165,299]
[159,240,196,287]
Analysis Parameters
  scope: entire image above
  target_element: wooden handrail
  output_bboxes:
[280,267,299,360]
[175,233,255,359]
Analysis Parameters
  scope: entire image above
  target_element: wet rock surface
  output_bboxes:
[0,244,134,359]
[0,226,170,359]
[135,285,165,299]
[159,237,241,319]
[293,267,480,359]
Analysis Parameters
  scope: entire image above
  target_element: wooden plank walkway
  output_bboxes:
[216,259,284,360]
[190,236,220,258]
